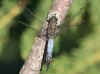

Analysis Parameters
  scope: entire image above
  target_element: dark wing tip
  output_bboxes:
[80,7,85,10]
[80,8,83,9]
[20,4,23,6]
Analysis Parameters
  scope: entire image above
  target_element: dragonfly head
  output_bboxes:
[48,14,58,23]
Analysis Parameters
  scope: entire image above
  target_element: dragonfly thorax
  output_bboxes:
[47,15,59,39]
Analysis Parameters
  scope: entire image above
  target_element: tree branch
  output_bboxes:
[19,0,73,74]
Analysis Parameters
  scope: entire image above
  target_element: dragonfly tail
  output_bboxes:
[46,55,52,71]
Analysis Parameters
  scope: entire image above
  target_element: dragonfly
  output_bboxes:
[17,4,84,71]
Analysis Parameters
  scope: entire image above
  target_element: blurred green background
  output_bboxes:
[0,0,100,74]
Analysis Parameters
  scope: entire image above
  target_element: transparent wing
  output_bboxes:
[19,4,43,24]
[56,8,84,36]
[57,20,85,35]
[15,19,40,33]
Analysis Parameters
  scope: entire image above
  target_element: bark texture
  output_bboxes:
[19,0,73,74]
